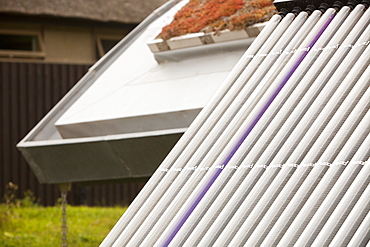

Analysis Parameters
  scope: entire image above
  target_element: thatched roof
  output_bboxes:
[0,0,169,24]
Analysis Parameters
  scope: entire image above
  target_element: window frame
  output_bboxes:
[95,34,123,58]
[0,29,46,59]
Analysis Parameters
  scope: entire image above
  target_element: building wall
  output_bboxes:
[0,15,132,64]
[43,25,95,64]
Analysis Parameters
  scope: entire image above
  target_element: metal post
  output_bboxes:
[59,183,71,247]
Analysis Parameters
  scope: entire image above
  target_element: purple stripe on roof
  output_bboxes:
[162,12,335,246]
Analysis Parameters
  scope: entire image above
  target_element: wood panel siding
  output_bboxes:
[0,62,145,206]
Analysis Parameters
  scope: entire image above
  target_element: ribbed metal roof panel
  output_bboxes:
[102,2,370,246]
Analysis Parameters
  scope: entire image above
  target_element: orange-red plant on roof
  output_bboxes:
[159,0,245,39]
[158,0,277,40]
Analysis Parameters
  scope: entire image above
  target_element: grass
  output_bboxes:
[0,204,126,246]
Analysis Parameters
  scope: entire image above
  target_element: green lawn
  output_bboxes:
[0,204,126,246]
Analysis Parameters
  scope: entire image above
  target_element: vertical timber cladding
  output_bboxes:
[0,62,145,206]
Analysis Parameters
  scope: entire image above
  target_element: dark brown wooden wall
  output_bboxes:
[0,62,145,206]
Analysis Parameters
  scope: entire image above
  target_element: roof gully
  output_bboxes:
[147,22,266,53]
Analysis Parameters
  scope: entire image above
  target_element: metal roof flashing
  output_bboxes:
[17,128,185,184]
[150,34,257,63]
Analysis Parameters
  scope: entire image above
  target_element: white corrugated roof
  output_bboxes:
[102,2,370,246]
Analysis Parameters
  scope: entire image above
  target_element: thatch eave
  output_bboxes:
[0,0,169,24]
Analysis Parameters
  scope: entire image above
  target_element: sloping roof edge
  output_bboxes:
[16,0,183,184]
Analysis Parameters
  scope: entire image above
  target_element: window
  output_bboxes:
[0,30,45,59]
[96,34,122,58]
